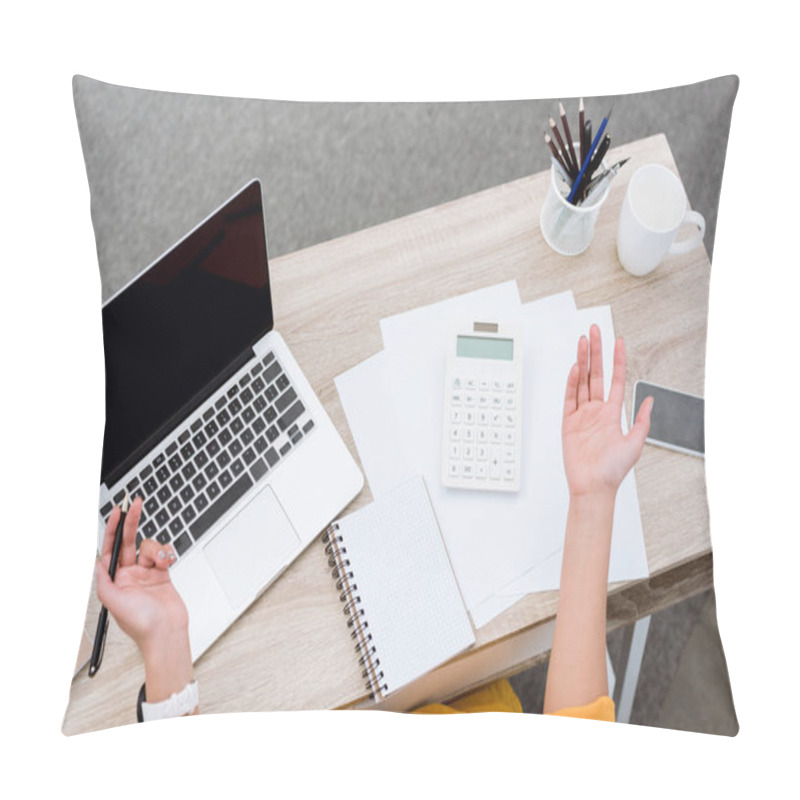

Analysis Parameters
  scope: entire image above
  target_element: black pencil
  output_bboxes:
[549,117,576,178]
[559,102,579,180]
[579,98,585,166]
[88,490,130,677]
[583,119,592,165]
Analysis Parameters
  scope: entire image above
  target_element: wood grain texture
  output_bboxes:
[63,133,712,733]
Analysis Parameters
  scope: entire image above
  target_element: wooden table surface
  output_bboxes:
[63,133,712,733]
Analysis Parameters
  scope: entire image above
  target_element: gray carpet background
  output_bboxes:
[73,74,739,733]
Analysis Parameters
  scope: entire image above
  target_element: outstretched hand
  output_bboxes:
[95,498,188,658]
[562,325,653,498]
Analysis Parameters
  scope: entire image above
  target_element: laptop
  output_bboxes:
[96,179,364,660]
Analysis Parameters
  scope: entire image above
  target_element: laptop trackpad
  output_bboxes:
[204,486,301,608]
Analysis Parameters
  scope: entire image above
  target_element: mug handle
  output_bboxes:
[668,210,706,256]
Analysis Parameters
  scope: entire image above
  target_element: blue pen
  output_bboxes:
[567,107,613,204]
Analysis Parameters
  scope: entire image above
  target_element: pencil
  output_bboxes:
[559,102,579,180]
[88,490,130,677]
[545,133,570,176]
[579,98,585,166]
[549,117,576,178]
[583,119,592,166]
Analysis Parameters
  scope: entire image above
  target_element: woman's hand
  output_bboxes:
[544,326,653,714]
[561,325,653,499]
[95,498,194,705]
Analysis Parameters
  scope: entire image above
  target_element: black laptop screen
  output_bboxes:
[100,181,273,484]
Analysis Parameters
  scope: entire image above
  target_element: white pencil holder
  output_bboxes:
[539,150,610,256]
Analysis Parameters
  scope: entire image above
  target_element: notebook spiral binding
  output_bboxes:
[322,523,388,699]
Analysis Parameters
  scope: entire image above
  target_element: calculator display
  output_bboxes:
[456,336,513,361]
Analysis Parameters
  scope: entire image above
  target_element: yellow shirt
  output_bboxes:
[412,679,615,722]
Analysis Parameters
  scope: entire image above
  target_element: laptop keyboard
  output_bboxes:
[99,351,315,563]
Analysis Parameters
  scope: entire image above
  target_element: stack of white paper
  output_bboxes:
[335,281,648,629]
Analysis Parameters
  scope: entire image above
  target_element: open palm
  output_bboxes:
[95,499,188,652]
[562,326,653,498]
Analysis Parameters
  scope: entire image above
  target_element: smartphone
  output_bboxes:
[633,381,704,458]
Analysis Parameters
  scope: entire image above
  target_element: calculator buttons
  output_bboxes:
[444,366,521,491]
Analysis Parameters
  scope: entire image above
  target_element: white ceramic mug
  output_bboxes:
[616,164,705,276]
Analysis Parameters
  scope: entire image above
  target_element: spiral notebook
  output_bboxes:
[322,475,475,700]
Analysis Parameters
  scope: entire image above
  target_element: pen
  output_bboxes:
[88,490,129,677]
[576,133,611,201]
[582,157,630,207]
[583,157,630,196]
[568,106,613,204]
[587,134,611,177]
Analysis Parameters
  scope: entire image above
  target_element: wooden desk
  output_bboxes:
[63,133,712,732]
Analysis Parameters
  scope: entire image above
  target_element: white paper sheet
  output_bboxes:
[335,349,412,496]
[494,304,649,600]
[335,285,648,630]
[379,288,580,626]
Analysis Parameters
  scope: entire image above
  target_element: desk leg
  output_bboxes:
[615,615,651,724]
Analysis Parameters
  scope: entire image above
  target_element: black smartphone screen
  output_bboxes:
[633,382,704,456]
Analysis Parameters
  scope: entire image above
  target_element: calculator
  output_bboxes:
[441,321,523,491]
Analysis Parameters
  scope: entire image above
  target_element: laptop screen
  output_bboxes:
[100,181,273,485]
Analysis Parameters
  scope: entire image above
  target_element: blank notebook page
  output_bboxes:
[339,476,475,697]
